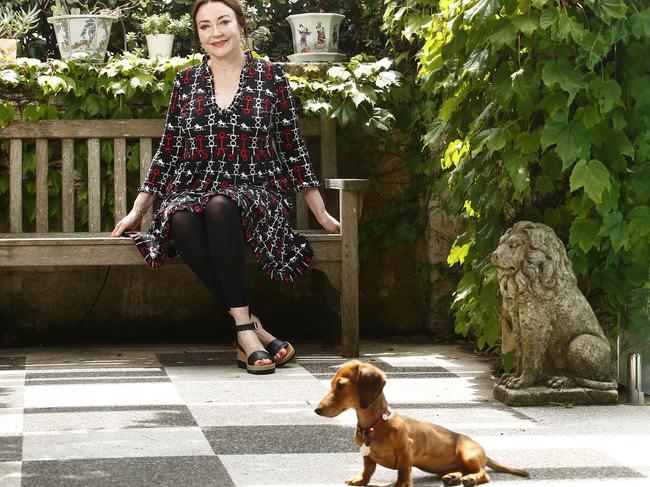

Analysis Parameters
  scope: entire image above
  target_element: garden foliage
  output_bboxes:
[388,0,650,346]
[0,53,400,230]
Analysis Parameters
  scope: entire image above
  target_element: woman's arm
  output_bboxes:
[302,187,340,233]
[111,191,156,236]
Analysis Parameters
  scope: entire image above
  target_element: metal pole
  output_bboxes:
[627,353,644,405]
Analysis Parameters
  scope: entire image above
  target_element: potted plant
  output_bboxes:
[47,0,136,61]
[137,12,192,59]
[0,4,40,60]
[285,2,344,62]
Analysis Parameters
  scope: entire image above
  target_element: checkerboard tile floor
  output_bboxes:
[1,343,649,486]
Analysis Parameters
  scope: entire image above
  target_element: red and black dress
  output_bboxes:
[131,51,320,282]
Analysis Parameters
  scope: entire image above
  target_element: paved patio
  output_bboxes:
[1,341,649,486]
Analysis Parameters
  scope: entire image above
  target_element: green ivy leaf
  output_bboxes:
[541,114,590,169]
[589,77,622,114]
[569,159,611,204]
[502,151,530,196]
[464,0,500,22]
[490,18,517,49]
[587,0,628,24]
[0,103,13,128]
[542,59,586,104]
[598,210,629,252]
[463,48,489,76]
[628,206,650,236]
[574,105,601,129]
[511,13,539,36]
[569,217,601,253]
[539,8,558,29]
[448,240,471,267]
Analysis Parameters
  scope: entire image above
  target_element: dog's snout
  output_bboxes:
[314,407,324,416]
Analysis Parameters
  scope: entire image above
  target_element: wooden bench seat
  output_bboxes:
[0,117,367,357]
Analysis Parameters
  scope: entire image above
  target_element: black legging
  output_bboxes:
[169,195,248,308]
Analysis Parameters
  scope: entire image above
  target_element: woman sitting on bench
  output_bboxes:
[111,0,339,375]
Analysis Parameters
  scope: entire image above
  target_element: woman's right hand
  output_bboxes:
[111,210,143,237]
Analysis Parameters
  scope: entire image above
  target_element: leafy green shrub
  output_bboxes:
[398,0,650,348]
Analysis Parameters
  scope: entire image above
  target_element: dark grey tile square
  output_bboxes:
[0,436,21,462]
[24,405,199,429]
[156,351,235,367]
[495,466,644,481]
[298,358,458,379]
[25,369,169,385]
[21,456,235,487]
[203,424,357,455]
[0,357,25,371]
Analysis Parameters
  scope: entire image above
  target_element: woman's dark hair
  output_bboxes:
[192,0,249,46]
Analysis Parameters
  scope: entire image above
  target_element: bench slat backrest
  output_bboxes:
[1,115,335,234]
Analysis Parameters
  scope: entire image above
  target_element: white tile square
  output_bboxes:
[24,383,184,408]
[23,427,215,461]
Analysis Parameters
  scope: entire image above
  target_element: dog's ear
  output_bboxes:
[357,363,386,408]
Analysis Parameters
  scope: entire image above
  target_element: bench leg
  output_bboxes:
[340,189,360,358]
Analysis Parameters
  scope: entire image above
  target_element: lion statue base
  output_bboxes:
[491,221,617,406]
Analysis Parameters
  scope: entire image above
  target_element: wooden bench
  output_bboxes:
[0,114,368,357]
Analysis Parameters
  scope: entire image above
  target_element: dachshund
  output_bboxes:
[315,360,529,487]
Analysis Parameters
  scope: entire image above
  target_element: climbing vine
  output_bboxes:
[387,0,650,347]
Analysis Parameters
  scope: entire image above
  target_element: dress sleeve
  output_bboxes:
[271,64,320,192]
[138,70,185,198]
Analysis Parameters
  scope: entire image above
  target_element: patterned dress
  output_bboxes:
[130,51,320,282]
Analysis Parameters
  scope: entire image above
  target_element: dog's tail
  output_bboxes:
[486,458,530,478]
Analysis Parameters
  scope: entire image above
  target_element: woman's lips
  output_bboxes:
[211,40,227,47]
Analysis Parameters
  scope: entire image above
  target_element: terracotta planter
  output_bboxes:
[146,34,175,59]
[0,39,18,59]
[286,13,345,62]
[47,15,117,61]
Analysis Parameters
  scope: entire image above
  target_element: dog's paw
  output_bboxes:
[441,473,462,486]
[461,477,477,487]
[345,475,369,486]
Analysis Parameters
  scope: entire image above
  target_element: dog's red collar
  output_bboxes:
[357,407,392,445]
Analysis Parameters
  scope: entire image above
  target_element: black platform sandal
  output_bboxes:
[235,323,275,375]
[265,339,295,366]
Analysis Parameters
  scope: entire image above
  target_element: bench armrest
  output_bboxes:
[324,179,370,192]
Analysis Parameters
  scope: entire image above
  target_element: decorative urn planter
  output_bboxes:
[47,15,117,61]
[286,13,345,62]
[146,34,175,59]
[0,39,18,59]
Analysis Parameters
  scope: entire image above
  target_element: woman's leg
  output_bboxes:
[170,208,270,366]
[203,196,271,365]
[169,210,228,304]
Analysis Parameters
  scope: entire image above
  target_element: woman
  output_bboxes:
[111,0,340,375]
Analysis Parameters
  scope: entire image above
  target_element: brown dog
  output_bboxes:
[315,360,529,487]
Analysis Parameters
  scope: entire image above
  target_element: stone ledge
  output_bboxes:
[493,383,618,406]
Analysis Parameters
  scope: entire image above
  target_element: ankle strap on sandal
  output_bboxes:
[235,322,257,332]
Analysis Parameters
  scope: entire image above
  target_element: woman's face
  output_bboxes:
[196,1,243,59]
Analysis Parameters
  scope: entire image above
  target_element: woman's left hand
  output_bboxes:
[318,211,341,233]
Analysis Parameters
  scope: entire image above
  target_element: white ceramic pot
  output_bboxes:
[47,15,117,61]
[146,34,175,59]
[286,13,345,61]
[0,39,18,59]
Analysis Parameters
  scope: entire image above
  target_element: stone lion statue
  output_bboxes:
[491,221,616,391]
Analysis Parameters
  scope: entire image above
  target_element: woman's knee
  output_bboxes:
[169,210,200,238]
[205,195,238,224]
